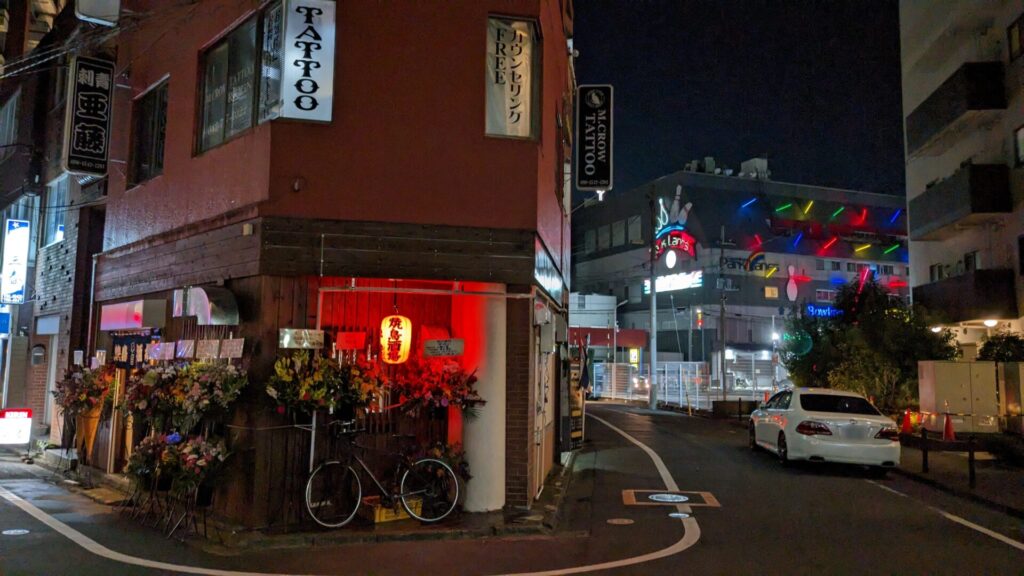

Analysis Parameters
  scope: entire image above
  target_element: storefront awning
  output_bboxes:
[568,327,647,349]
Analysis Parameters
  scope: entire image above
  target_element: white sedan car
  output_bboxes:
[749,388,900,470]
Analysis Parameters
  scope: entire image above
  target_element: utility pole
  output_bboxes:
[649,188,658,410]
[718,225,727,402]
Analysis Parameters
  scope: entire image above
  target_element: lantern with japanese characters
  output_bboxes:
[380,315,412,364]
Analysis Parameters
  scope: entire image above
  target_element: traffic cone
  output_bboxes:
[763,391,769,403]
[900,409,912,435]
[942,413,956,442]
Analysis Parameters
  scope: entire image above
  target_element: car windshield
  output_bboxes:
[799,394,880,415]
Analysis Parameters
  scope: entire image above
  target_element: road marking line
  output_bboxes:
[0,485,317,576]
[496,411,702,576]
[865,480,907,497]
[937,510,1024,553]
[867,479,1024,553]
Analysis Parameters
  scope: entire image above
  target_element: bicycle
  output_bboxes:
[304,419,460,528]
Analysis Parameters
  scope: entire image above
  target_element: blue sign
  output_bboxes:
[0,312,10,334]
[806,304,842,318]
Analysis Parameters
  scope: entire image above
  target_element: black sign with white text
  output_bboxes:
[63,57,114,175]
[575,85,613,191]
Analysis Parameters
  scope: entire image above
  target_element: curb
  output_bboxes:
[891,466,1024,520]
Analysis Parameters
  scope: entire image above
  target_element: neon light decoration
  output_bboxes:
[889,208,902,224]
[754,234,763,246]
[775,203,793,213]
[380,315,412,364]
[883,243,900,255]
[745,251,765,271]
[806,304,842,318]
[644,270,703,294]
[830,207,845,220]
[889,279,908,288]
[654,225,697,260]
[856,208,868,225]
[741,198,757,208]
[820,236,839,252]
[792,231,803,248]
[854,244,871,252]
[766,266,778,279]
[803,201,814,214]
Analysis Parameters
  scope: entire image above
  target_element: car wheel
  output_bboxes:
[868,466,888,479]
[777,432,789,466]
[749,423,758,451]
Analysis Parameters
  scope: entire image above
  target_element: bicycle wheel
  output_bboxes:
[305,461,362,528]
[400,458,459,522]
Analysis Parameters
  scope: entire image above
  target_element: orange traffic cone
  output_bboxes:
[900,409,913,435]
[942,413,956,442]
[763,391,769,403]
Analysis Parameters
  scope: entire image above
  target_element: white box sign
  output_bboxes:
[0,220,29,304]
[424,339,464,357]
[280,0,336,122]
[0,409,32,445]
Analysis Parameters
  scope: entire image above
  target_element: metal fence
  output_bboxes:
[592,361,779,410]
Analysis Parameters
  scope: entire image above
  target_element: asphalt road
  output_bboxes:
[1,403,1023,575]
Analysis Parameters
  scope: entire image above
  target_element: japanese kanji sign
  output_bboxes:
[0,220,29,305]
[486,17,535,138]
[575,85,613,191]
[63,56,114,175]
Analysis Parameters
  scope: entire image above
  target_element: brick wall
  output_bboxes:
[505,298,536,509]
[26,339,49,432]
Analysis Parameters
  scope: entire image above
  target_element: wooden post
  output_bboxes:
[921,426,929,473]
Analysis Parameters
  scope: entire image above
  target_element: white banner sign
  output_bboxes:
[486,17,535,137]
[0,409,32,445]
[280,0,336,122]
[279,329,324,349]
[0,220,29,304]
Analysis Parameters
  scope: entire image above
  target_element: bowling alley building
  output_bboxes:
[571,157,908,392]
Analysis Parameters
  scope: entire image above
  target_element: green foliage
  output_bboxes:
[978,333,1024,362]
[782,279,957,412]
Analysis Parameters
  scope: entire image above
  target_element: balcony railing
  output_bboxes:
[905,62,1006,157]
[913,268,1018,323]
[909,163,1010,241]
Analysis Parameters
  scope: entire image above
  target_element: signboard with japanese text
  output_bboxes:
[280,0,336,122]
[486,17,536,138]
[575,85,613,190]
[0,408,32,445]
[423,339,464,358]
[176,340,196,359]
[112,334,150,368]
[196,339,221,360]
[279,329,324,349]
[0,220,29,304]
[220,338,245,359]
[63,57,114,175]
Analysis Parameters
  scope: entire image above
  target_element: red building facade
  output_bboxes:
[90,0,574,525]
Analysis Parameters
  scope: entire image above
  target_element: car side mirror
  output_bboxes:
[758,402,765,410]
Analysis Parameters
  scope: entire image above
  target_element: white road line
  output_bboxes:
[866,478,1024,553]
[495,410,701,576]
[936,510,1024,553]
[0,485,315,576]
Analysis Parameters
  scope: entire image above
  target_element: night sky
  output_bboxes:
[574,0,904,197]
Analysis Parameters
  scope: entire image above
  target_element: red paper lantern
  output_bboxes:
[380,315,412,364]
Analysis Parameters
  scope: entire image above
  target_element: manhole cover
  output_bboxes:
[2,529,29,536]
[668,512,691,519]
[648,493,689,503]
[607,518,634,525]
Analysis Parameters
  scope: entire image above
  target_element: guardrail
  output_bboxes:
[903,427,979,489]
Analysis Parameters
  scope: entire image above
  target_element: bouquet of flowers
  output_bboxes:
[171,362,248,429]
[266,352,382,414]
[175,435,229,489]
[122,365,180,427]
[52,364,116,417]
[124,435,166,481]
[392,357,484,413]
[422,441,472,481]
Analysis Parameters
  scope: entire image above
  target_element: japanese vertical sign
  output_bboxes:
[0,220,28,304]
[63,57,114,175]
[486,17,535,138]
[575,85,613,191]
[280,0,336,122]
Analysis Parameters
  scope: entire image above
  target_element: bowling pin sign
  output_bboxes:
[786,265,798,302]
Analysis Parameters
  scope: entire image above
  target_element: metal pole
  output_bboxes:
[670,294,682,361]
[688,306,693,363]
[649,190,658,410]
[611,320,617,401]
[719,225,727,402]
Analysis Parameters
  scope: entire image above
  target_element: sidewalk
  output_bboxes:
[895,444,1024,519]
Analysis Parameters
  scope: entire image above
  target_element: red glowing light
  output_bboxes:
[889,279,908,288]
[791,274,812,283]
[857,267,872,294]
[754,234,762,246]
[857,208,868,225]
[819,237,839,252]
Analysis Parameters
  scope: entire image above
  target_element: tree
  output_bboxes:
[782,279,957,412]
[978,333,1024,362]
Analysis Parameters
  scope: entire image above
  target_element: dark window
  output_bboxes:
[830,261,840,271]
[1016,126,1024,167]
[130,81,168,185]
[847,262,856,272]
[964,251,978,273]
[1018,236,1024,276]
[815,259,824,270]
[1010,15,1024,61]
[199,17,257,151]
[799,394,880,415]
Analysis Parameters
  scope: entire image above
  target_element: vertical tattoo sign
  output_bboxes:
[486,17,535,138]
[63,57,114,175]
[280,0,336,122]
[575,85,613,191]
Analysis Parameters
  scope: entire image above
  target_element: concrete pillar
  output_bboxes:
[452,282,506,512]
